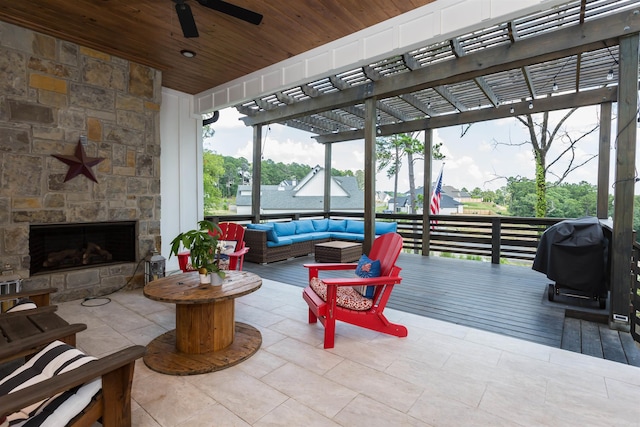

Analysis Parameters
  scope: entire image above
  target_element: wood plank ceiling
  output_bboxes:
[235,0,640,142]
[0,0,436,95]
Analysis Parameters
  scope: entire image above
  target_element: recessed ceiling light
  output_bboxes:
[181,50,196,58]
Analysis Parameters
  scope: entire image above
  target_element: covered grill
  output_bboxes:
[533,217,609,309]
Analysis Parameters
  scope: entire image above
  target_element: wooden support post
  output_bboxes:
[610,34,638,331]
[324,142,332,215]
[251,125,262,224]
[363,97,377,254]
[422,129,433,256]
[491,218,501,264]
[597,102,612,219]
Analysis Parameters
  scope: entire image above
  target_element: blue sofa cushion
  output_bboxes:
[309,232,331,240]
[328,219,347,232]
[289,233,316,243]
[346,220,365,234]
[312,219,329,232]
[329,232,365,242]
[296,220,315,234]
[273,221,297,236]
[375,221,397,235]
[247,223,279,243]
[266,238,292,247]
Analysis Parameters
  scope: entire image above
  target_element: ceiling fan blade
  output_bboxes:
[196,0,263,25]
[175,1,199,38]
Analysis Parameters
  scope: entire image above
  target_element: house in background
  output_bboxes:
[388,196,410,213]
[442,186,480,203]
[235,166,363,214]
[388,189,463,215]
[376,191,392,206]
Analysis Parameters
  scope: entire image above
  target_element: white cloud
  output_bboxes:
[213,109,246,130]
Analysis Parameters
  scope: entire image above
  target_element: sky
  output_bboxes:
[204,105,638,195]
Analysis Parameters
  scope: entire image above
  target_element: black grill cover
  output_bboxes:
[532,217,608,296]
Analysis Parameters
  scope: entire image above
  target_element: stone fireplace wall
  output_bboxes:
[0,21,162,301]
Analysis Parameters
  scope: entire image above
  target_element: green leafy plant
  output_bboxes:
[169,220,226,279]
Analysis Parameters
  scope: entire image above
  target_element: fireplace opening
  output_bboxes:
[29,221,137,275]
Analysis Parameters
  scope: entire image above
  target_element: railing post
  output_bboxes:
[491,217,501,264]
[631,237,639,344]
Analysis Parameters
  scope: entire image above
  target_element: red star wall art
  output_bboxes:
[52,140,105,183]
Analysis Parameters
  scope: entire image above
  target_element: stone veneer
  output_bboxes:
[0,21,162,301]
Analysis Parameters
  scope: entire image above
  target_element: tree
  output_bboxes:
[202,150,225,212]
[497,107,599,217]
[481,190,496,203]
[259,160,313,185]
[503,177,606,219]
[504,177,536,217]
[376,132,444,214]
[220,156,250,198]
[355,170,364,190]
[470,187,483,198]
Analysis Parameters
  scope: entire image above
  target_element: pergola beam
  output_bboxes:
[242,8,637,127]
[314,86,617,143]
[450,37,500,107]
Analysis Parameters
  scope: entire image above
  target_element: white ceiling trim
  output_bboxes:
[194,0,573,114]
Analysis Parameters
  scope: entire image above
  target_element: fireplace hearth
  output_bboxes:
[30,222,137,275]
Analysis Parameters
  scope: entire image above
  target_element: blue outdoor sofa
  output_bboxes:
[243,219,397,264]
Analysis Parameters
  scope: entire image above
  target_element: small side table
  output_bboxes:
[315,241,362,263]
[143,270,262,375]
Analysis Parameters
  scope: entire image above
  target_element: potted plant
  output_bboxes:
[169,220,226,284]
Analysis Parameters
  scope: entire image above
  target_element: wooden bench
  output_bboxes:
[0,288,87,363]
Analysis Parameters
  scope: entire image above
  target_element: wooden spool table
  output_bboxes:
[143,270,262,375]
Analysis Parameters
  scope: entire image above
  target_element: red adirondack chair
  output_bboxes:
[302,232,407,349]
[177,222,250,272]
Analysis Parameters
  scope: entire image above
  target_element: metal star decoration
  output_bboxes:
[52,140,105,183]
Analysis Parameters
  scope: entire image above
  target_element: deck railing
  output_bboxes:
[205,212,562,264]
[632,242,640,342]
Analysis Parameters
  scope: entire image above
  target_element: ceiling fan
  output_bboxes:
[174,0,263,38]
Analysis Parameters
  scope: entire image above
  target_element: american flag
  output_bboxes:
[430,166,443,229]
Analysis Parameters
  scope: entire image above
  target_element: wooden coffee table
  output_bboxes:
[143,270,262,375]
[315,241,362,263]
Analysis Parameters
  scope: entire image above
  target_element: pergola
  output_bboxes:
[221,0,639,330]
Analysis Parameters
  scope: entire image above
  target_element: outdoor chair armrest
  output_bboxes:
[229,247,250,257]
[0,345,146,418]
[304,262,358,281]
[0,288,58,307]
[321,276,403,287]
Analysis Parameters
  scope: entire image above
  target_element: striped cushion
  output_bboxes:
[309,277,373,311]
[5,299,37,313]
[0,340,100,426]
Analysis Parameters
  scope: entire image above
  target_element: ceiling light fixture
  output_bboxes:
[552,81,558,92]
[180,49,196,58]
[528,101,534,110]
[607,68,614,80]
[510,106,515,114]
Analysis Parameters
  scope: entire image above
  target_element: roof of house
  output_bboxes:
[236,173,363,210]
[442,186,471,198]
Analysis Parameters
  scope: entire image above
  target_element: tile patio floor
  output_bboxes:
[56,278,640,426]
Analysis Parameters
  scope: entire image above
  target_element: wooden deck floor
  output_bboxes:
[243,253,640,366]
